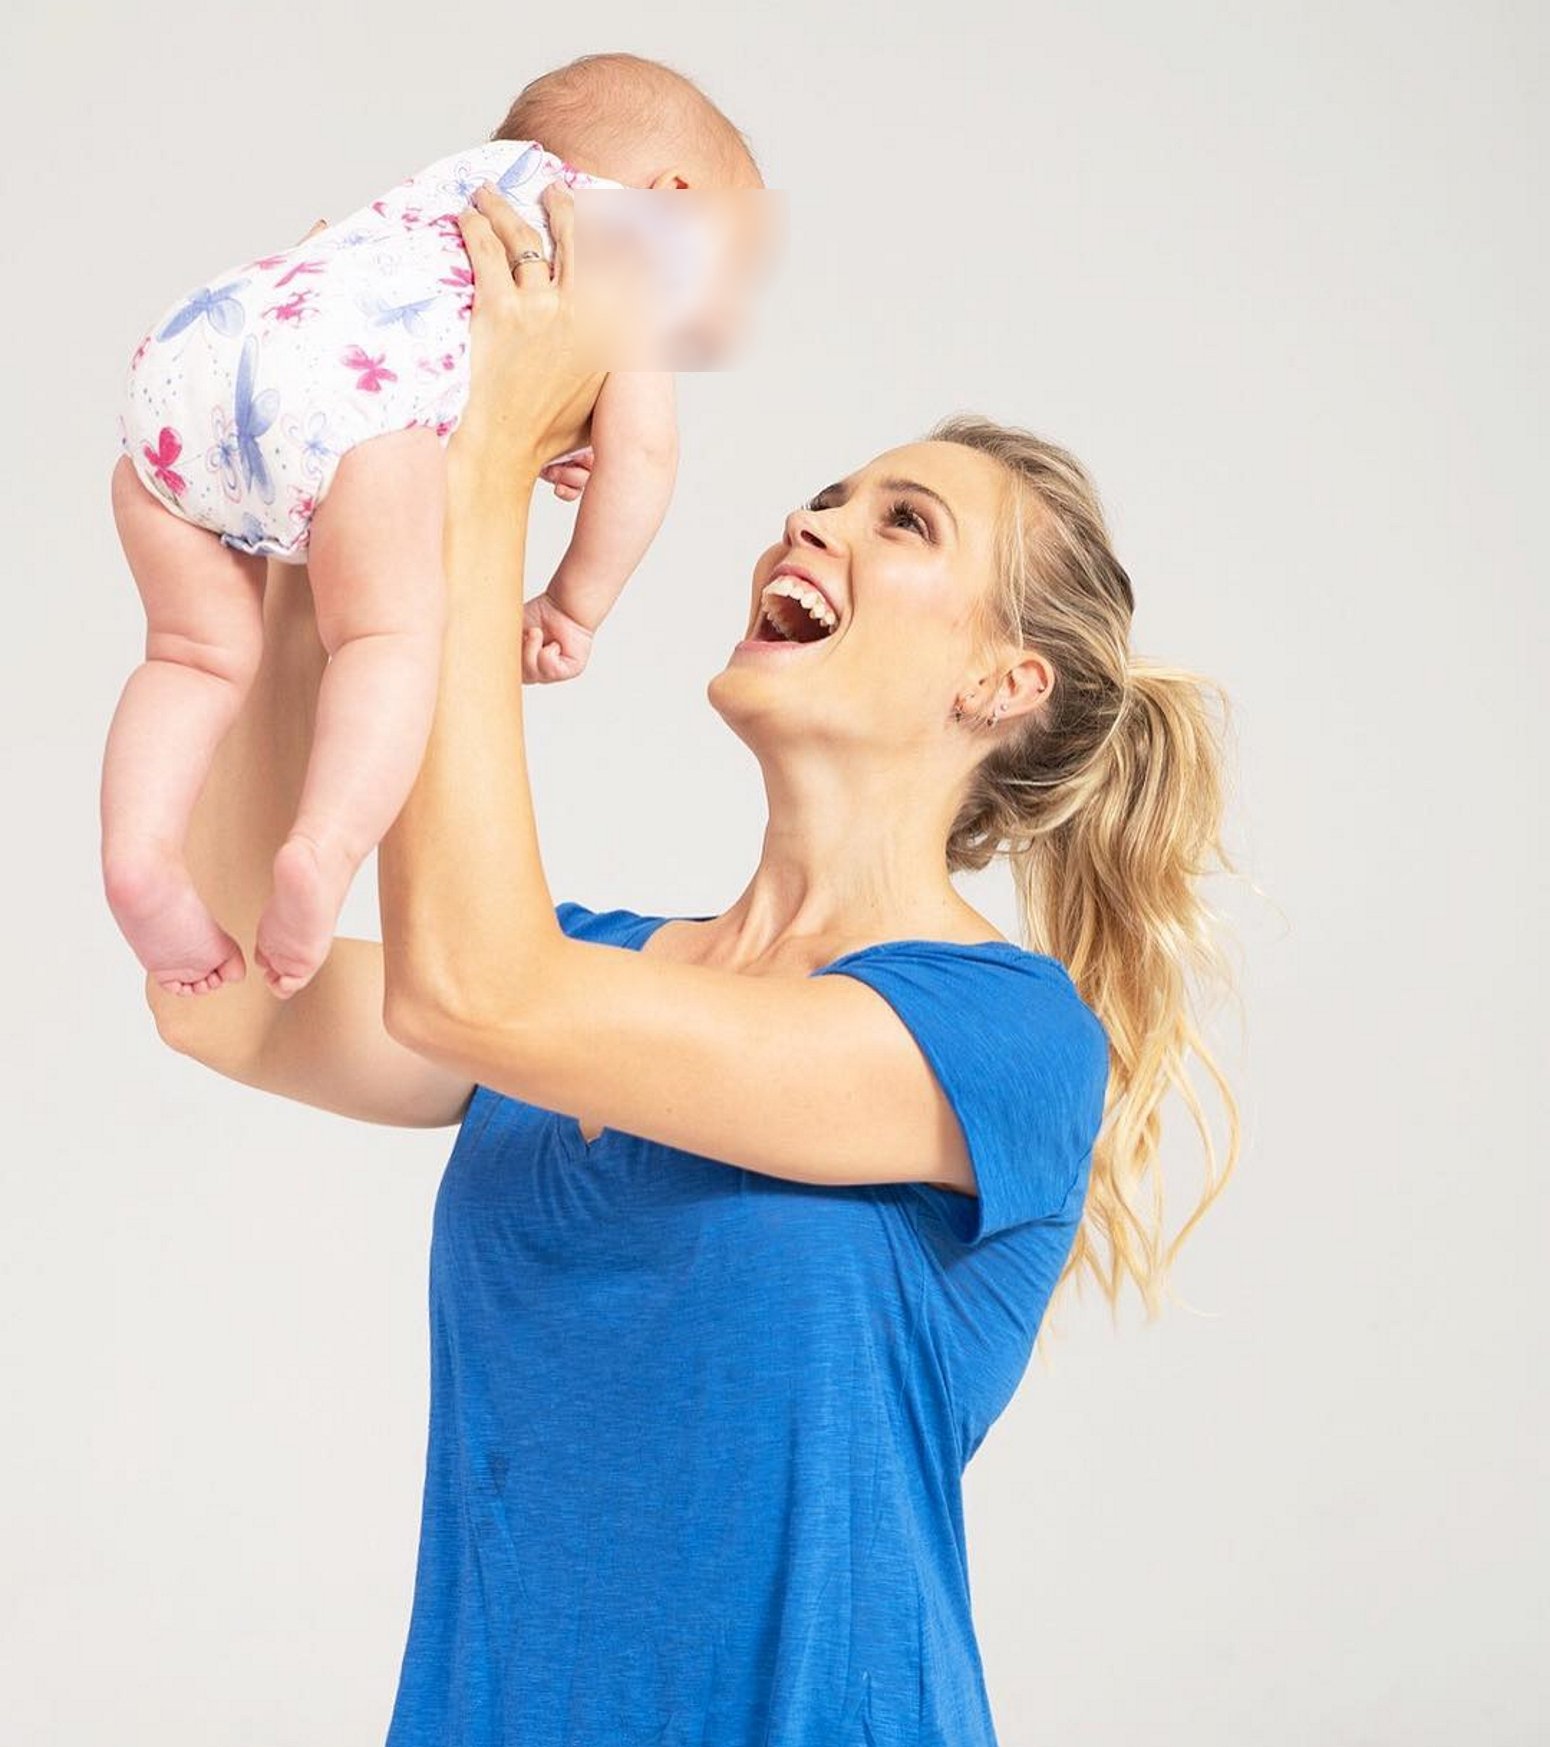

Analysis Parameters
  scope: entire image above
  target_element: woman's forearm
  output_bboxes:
[377,450,566,1033]
[377,179,608,1043]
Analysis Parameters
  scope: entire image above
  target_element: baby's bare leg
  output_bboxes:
[253,427,445,999]
[101,456,266,995]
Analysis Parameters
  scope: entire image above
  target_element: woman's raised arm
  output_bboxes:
[377,186,982,1197]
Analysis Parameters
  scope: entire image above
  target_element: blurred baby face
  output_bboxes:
[569,187,785,370]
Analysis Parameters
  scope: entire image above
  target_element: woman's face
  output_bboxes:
[708,440,1017,756]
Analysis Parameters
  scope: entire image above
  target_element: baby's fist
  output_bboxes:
[522,589,596,684]
[540,445,594,502]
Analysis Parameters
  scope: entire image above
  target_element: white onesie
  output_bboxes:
[120,140,621,562]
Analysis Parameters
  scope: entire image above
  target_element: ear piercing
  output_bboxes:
[950,695,1006,728]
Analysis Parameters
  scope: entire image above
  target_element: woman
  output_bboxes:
[150,182,1239,1744]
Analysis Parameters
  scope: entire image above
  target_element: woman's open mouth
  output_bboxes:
[747,574,840,645]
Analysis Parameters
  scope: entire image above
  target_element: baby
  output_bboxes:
[103,54,762,1000]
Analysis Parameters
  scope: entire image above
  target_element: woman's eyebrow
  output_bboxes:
[815,476,960,535]
[876,476,959,536]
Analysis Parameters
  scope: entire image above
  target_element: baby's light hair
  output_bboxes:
[492,53,760,187]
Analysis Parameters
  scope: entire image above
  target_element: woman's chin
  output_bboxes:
[707,628,838,721]
[706,653,791,718]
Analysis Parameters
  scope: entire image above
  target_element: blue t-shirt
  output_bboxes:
[384,902,1111,1747]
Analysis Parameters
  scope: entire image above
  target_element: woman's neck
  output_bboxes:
[669,761,1000,975]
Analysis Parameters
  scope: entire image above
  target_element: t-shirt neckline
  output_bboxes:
[631,911,1069,981]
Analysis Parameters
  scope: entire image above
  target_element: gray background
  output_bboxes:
[3,2,1544,1742]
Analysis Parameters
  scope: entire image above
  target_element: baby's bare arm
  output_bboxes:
[147,561,473,1127]
[544,371,679,630]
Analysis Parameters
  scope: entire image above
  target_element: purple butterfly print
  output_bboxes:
[232,335,280,504]
[283,410,336,482]
[448,142,548,208]
[206,408,241,503]
[363,292,437,337]
[157,277,250,340]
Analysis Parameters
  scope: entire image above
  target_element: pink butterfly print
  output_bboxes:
[130,333,152,368]
[274,258,326,289]
[251,253,290,270]
[440,264,474,291]
[289,487,317,525]
[143,427,187,498]
[371,197,424,226]
[264,289,317,325]
[341,345,398,392]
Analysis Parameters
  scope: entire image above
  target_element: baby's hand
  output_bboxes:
[521,588,596,683]
[540,446,594,502]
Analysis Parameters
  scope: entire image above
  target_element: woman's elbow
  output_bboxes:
[148,981,240,1073]
[381,977,483,1068]
[381,978,548,1084]
[381,934,567,1064]
[381,986,445,1057]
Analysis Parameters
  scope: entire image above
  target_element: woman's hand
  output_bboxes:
[449,181,609,490]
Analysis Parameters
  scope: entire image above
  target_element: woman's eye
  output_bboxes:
[887,499,930,538]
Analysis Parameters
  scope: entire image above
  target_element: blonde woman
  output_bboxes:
[150,180,1240,1745]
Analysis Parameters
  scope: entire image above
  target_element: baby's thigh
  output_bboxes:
[305,428,447,654]
[111,456,267,683]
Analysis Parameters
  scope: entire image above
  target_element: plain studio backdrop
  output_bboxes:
[2,2,1543,1743]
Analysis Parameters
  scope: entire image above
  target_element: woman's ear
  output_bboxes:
[996,648,1055,724]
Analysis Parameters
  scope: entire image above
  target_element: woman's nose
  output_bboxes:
[782,506,832,552]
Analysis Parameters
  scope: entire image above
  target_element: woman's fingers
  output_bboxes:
[471,182,551,286]
[455,205,517,311]
[541,179,575,290]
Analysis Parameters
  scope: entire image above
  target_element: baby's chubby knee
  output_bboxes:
[144,617,266,691]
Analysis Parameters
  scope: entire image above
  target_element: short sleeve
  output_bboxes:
[554,899,596,938]
[814,942,1111,1248]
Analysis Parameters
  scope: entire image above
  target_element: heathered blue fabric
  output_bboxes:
[383,902,1110,1747]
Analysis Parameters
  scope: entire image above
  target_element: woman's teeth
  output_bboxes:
[759,576,838,641]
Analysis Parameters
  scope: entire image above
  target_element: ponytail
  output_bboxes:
[930,413,1241,1331]
[1018,660,1241,1327]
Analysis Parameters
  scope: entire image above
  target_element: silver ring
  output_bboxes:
[511,249,545,275]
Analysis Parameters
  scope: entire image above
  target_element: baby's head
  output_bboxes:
[493,54,775,371]
[491,52,763,192]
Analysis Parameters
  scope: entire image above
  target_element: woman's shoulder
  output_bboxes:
[819,931,1093,1011]
[815,933,1112,1086]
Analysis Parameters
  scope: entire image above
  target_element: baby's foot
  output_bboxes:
[253,833,356,1000]
[104,846,246,996]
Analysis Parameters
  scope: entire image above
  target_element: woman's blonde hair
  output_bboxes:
[929,413,1242,1332]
